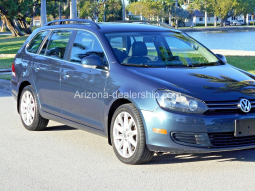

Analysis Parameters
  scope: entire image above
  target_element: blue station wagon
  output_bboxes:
[11,19,255,164]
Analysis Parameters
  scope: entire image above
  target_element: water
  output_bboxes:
[187,30,255,51]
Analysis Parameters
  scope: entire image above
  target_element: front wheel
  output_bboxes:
[110,103,154,164]
[19,86,49,131]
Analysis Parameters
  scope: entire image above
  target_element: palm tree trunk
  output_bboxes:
[41,0,47,26]
[18,16,32,34]
[1,16,7,32]
[59,1,62,19]
[214,14,217,27]
[205,11,207,27]
[122,0,125,21]
[70,0,77,19]
[4,15,24,36]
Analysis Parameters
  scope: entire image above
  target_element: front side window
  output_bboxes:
[105,32,219,67]
[70,31,107,65]
[45,30,72,59]
[27,31,49,53]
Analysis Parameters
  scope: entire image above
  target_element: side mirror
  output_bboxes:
[81,55,108,70]
[216,54,227,64]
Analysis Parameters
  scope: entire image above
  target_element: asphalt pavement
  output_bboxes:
[1,89,255,191]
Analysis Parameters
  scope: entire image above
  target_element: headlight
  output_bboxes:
[156,90,208,114]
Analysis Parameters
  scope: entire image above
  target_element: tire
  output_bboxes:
[110,103,154,164]
[19,85,49,131]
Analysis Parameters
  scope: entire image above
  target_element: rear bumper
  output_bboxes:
[141,107,255,153]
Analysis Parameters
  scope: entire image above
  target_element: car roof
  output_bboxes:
[39,22,180,34]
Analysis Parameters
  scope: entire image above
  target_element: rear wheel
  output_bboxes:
[111,103,154,164]
[19,86,49,131]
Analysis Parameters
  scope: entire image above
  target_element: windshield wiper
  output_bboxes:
[121,63,154,68]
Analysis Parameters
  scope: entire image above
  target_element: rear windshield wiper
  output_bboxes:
[121,63,154,68]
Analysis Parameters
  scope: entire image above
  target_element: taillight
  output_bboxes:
[12,61,16,77]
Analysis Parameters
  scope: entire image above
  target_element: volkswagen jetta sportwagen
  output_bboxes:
[11,19,255,164]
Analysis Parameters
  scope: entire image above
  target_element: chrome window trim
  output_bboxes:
[25,27,110,71]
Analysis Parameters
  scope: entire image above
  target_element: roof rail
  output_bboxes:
[43,19,100,29]
[112,20,175,29]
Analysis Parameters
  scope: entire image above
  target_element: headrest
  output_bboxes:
[131,41,148,57]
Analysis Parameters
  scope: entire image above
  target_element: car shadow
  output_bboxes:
[44,125,77,131]
[147,149,255,165]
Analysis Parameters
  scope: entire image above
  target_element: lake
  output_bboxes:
[187,30,255,51]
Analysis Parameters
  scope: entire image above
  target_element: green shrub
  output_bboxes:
[26,17,32,25]
[195,23,220,26]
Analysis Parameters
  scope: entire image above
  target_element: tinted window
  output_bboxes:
[70,31,107,65]
[27,31,49,53]
[46,30,72,59]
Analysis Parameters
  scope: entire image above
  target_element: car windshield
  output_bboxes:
[105,32,220,67]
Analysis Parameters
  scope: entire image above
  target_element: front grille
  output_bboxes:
[208,132,255,147]
[205,100,255,114]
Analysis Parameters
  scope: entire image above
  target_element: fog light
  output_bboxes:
[153,128,167,134]
[171,132,211,147]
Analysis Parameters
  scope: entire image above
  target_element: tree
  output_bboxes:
[79,0,100,21]
[70,0,77,19]
[1,15,7,32]
[171,6,190,28]
[41,0,47,25]
[104,0,122,21]
[191,0,214,27]
[0,0,27,36]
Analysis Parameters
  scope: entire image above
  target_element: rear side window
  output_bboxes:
[27,31,49,53]
[45,30,72,59]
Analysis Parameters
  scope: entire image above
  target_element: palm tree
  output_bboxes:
[70,0,77,19]
[41,0,47,26]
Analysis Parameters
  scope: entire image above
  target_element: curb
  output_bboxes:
[0,54,16,58]
[0,79,11,92]
[0,69,11,73]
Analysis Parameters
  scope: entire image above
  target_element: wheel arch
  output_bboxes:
[17,81,32,113]
[107,98,134,145]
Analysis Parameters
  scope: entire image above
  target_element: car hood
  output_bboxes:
[127,64,255,101]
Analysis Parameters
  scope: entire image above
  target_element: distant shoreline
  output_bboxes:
[179,26,255,32]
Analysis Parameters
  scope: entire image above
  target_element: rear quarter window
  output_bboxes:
[27,31,49,54]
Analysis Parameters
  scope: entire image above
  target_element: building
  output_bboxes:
[184,10,222,26]
[227,13,255,24]
[33,16,41,27]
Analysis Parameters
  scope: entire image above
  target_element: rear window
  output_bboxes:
[27,31,49,53]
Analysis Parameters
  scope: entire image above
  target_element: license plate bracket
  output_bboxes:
[235,119,255,137]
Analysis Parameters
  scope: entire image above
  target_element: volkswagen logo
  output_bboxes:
[239,98,251,113]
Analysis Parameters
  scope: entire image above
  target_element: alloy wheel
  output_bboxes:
[113,112,138,158]
[21,91,35,126]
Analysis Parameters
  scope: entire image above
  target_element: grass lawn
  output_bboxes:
[0,57,15,69]
[0,74,12,80]
[226,56,255,74]
[0,36,27,54]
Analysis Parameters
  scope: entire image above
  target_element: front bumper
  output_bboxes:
[141,107,255,153]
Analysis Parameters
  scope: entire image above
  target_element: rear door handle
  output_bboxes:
[62,73,70,80]
[34,64,40,72]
